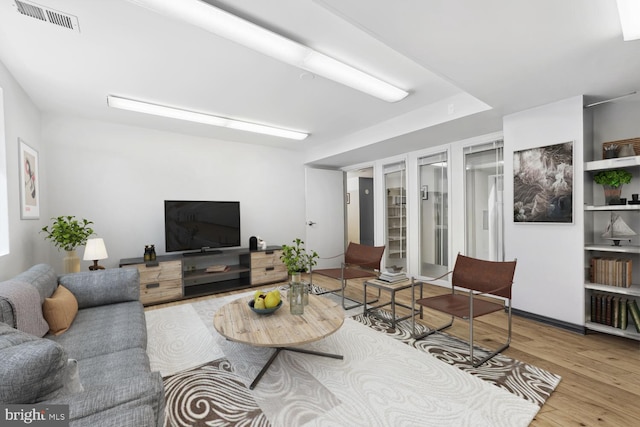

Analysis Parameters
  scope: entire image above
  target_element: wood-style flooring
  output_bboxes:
[146,274,640,426]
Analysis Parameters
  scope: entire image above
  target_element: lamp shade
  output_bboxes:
[83,238,108,261]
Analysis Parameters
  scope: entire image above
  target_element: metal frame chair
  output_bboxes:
[412,254,517,367]
[310,242,385,310]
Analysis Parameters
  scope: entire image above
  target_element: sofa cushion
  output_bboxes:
[77,348,151,388]
[43,285,79,335]
[70,404,156,427]
[47,301,147,360]
[42,371,165,427]
[59,268,140,309]
[0,322,72,403]
[12,264,58,303]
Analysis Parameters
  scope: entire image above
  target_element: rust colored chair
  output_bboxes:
[413,254,517,367]
[311,242,385,310]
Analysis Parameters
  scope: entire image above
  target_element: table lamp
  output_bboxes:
[83,238,108,270]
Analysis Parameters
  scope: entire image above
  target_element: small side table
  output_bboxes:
[363,277,423,327]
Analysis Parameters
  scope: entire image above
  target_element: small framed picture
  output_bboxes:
[19,139,40,219]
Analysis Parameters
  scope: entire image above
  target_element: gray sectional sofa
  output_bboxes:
[0,264,164,427]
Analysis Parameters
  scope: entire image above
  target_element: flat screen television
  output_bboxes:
[164,200,241,253]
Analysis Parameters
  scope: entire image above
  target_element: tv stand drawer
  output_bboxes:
[128,260,183,305]
[250,250,287,285]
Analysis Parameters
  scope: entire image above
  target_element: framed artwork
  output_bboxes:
[19,139,40,219]
[513,141,573,223]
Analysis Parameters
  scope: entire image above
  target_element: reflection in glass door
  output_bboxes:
[346,168,374,246]
[419,152,448,277]
[464,141,504,261]
[384,161,406,269]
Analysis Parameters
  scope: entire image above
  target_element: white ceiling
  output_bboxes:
[0,0,638,168]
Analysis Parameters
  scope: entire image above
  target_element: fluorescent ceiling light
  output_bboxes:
[107,95,308,140]
[617,0,640,41]
[127,0,409,102]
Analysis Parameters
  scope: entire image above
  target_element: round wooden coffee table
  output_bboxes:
[214,293,344,389]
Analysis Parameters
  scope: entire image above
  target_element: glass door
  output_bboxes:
[384,161,406,269]
[418,152,448,277]
[464,140,504,261]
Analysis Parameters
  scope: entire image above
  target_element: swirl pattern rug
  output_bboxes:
[145,291,560,427]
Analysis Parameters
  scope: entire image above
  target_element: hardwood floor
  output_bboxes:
[146,275,640,426]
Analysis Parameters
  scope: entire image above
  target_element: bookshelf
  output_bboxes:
[387,187,406,259]
[584,153,640,340]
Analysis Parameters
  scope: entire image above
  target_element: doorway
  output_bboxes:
[346,168,374,247]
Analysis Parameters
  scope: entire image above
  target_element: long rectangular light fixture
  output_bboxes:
[107,95,309,140]
[617,0,640,41]
[127,0,409,102]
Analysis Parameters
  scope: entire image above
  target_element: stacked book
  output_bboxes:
[205,265,230,273]
[589,257,633,287]
[378,270,407,283]
[590,295,640,332]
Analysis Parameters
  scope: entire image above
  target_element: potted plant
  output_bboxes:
[593,170,632,205]
[280,238,319,282]
[41,216,94,273]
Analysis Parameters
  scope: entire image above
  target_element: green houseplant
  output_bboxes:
[280,238,319,277]
[41,216,95,273]
[280,238,319,311]
[593,170,632,188]
[593,170,632,205]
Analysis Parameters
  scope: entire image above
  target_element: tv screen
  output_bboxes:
[164,200,241,253]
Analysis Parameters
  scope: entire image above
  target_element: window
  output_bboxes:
[0,87,9,256]
[464,140,504,261]
[418,151,448,277]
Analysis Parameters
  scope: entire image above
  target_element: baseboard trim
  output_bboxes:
[512,308,586,335]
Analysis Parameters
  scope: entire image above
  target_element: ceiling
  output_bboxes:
[0,0,638,168]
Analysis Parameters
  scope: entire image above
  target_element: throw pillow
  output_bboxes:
[42,285,78,335]
[37,358,84,401]
[0,322,69,403]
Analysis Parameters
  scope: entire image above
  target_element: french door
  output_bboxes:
[464,140,504,261]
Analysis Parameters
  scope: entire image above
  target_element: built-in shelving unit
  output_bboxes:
[387,187,406,259]
[583,152,640,340]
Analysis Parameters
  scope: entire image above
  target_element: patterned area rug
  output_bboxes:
[146,290,561,426]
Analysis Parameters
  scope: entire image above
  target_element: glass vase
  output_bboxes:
[289,282,305,315]
[603,185,622,205]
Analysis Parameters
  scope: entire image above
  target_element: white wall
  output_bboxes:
[41,114,307,273]
[0,60,49,280]
[503,96,585,326]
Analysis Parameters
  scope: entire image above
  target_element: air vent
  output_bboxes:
[14,0,80,33]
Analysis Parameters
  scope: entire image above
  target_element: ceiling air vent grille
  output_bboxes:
[14,0,80,32]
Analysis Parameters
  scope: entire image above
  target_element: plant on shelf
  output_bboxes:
[41,216,95,251]
[593,169,632,205]
[280,238,319,277]
[593,169,632,188]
